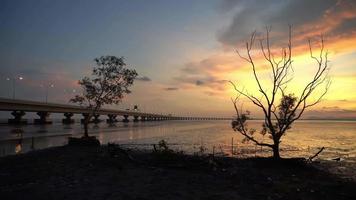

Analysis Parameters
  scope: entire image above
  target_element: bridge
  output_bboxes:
[0,98,232,124]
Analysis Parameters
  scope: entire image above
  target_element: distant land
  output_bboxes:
[248,117,356,121]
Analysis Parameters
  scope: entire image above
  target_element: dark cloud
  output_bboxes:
[136,76,151,82]
[181,63,201,74]
[175,75,227,91]
[174,56,232,92]
[174,62,215,86]
[181,58,223,75]
[322,106,341,110]
[204,91,221,96]
[217,0,245,12]
[217,0,356,47]
[196,80,204,86]
[164,87,179,91]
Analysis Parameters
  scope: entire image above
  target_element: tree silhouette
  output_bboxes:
[230,26,330,159]
[71,56,138,137]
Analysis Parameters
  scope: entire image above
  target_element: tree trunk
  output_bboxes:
[84,122,89,137]
[83,115,91,138]
[272,143,281,159]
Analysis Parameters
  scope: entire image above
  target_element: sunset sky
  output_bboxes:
[1,0,355,119]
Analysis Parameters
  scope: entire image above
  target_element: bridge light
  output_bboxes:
[7,75,24,99]
[43,82,55,103]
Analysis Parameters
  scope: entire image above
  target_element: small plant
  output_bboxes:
[194,145,207,156]
[153,140,173,153]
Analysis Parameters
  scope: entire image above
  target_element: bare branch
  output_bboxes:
[230,26,330,159]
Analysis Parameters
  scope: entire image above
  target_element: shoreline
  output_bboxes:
[1,144,355,200]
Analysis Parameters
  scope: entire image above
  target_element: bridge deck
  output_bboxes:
[0,98,232,120]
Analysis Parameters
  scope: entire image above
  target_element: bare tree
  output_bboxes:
[230,26,331,159]
[71,56,138,137]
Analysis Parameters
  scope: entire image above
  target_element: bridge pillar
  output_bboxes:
[62,112,75,124]
[122,115,129,123]
[34,111,52,124]
[133,116,139,122]
[8,110,27,124]
[140,116,146,121]
[93,114,101,124]
[106,114,118,123]
[81,113,90,124]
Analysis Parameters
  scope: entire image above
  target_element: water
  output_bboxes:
[0,120,355,162]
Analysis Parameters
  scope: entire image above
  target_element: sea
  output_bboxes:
[0,119,355,163]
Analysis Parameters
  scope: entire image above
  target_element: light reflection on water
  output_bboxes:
[0,120,355,161]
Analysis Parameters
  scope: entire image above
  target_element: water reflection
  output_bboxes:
[37,125,49,133]
[0,121,355,160]
[11,128,24,154]
[63,124,74,130]
[108,123,117,128]
[15,142,22,154]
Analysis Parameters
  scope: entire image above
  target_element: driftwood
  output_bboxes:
[308,147,325,162]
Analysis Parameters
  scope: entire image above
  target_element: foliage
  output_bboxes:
[70,56,138,137]
[153,140,174,154]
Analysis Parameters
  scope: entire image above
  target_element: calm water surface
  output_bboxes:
[0,120,355,162]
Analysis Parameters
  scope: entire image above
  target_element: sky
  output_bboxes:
[0,0,355,119]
